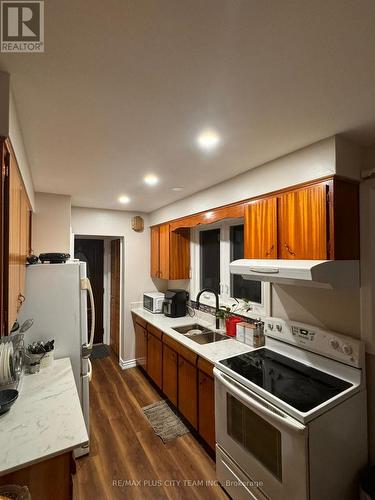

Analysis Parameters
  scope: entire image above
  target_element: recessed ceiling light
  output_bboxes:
[172,187,183,191]
[144,174,159,186]
[118,195,130,204]
[197,128,221,151]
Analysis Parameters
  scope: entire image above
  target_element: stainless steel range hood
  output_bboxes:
[230,259,360,289]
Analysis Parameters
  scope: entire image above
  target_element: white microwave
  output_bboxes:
[143,292,165,313]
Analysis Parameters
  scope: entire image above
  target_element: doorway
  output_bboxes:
[75,238,104,344]
[73,236,122,360]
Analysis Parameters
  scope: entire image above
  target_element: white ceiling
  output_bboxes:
[1,0,375,212]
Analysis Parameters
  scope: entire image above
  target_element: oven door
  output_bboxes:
[214,368,309,500]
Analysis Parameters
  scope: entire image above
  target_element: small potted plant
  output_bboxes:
[216,299,252,336]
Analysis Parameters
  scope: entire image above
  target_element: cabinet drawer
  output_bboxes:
[147,323,163,340]
[197,357,214,377]
[163,335,197,365]
[132,312,147,329]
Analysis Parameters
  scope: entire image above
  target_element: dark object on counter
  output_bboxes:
[39,253,70,264]
[27,339,54,354]
[163,289,189,318]
[0,389,19,415]
[27,254,39,265]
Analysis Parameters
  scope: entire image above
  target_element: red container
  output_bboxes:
[225,316,242,337]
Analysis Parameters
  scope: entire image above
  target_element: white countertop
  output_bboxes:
[0,358,88,476]
[132,307,254,363]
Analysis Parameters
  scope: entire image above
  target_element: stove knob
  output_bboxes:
[329,338,340,350]
[342,344,353,355]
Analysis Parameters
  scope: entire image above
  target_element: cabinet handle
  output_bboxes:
[284,243,296,256]
[18,293,25,304]
[265,244,274,257]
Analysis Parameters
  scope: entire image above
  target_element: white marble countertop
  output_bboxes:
[132,307,254,363]
[0,358,88,476]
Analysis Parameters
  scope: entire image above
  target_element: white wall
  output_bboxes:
[9,91,35,209]
[32,193,71,254]
[71,207,156,365]
[150,137,339,225]
[0,71,35,208]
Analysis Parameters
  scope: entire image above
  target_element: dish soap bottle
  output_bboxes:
[253,320,265,348]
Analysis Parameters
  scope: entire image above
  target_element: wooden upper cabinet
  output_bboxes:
[244,197,277,259]
[150,224,190,280]
[278,183,328,260]
[8,156,21,329]
[5,144,32,332]
[159,224,170,279]
[150,226,160,278]
[19,186,31,298]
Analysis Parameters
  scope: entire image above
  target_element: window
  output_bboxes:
[200,228,220,294]
[191,220,270,318]
[230,225,261,303]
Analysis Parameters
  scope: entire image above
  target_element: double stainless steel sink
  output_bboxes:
[172,323,229,345]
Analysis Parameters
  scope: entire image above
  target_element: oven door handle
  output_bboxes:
[214,368,306,434]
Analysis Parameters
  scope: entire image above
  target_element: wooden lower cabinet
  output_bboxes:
[132,314,215,450]
[162,344,178,406]
[147,331,163,388]
[198,370,215,450]
[134,322,147,370]
[0,452,73,500]
[178,356,198,429]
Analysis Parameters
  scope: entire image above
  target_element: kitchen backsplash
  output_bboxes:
[190,300,257,324]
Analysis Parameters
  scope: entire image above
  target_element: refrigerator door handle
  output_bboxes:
[81,277,96,359]
[88,358,93,382]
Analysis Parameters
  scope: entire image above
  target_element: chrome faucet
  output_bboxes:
[196,288,220,329]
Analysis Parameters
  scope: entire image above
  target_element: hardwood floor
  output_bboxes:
[73,353,227,500]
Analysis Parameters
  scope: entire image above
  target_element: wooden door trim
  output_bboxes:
[110,239,121,358]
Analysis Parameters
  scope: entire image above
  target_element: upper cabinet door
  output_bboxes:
[150,226,160,278]
[278,183,328,260]
[8,158,22,328]
[158,223,170,279]
[244,197,277,259]
[19,186,31,298]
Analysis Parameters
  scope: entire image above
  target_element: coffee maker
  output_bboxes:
[162,289,189,318]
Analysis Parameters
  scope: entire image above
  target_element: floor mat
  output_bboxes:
[142,400,190,443]
[91,344,110,360]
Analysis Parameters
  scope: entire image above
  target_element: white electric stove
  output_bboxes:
[214,317,368,500]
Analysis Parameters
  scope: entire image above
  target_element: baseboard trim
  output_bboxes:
[119,358,137,370]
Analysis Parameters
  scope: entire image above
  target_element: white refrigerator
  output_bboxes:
[18,261,95,457]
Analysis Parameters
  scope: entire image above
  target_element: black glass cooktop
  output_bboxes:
[220,348,352,412]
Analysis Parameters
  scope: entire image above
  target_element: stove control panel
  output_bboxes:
[265,317,364,368]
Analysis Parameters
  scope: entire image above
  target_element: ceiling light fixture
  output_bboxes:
[197,128,221,151]
[118,195,130,204]
[144,174,159,186]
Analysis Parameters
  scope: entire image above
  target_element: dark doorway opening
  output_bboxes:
[75,238,104,344]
